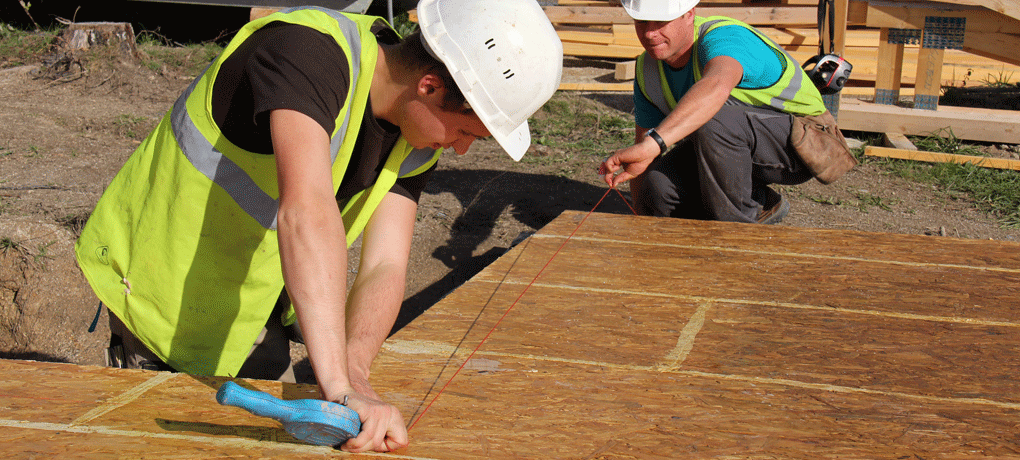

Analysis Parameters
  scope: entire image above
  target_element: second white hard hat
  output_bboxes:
[417,0,563,161]
[621,0,700,21]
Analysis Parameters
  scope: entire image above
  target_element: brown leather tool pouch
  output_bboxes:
[789,110,857,184]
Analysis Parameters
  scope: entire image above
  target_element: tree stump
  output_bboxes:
[55,22,139,62]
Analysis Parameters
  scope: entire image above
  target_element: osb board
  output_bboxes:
[3,211,1019,458]
[0,360,388,458]
[371,211,1020,457]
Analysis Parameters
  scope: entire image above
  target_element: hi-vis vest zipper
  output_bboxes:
[74,7,440,377]
[637,16,826,118]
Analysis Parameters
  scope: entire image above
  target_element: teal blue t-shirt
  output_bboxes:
[634,21,786,129]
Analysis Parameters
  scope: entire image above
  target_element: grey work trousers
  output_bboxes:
[636,104,814,222]
[106,293,297,382]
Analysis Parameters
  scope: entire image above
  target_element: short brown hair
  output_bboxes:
[388,30,469,112]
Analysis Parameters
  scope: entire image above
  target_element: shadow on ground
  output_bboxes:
[390,168,634,334]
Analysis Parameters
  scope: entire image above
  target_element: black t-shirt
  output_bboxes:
[210,21,433,203]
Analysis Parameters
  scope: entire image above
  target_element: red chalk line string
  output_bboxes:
[407,186,635,431]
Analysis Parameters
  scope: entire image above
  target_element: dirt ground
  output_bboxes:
[1,53,1018,383]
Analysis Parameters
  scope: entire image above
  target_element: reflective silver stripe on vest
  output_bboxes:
[640,55,670,117]
[171,8,364,230]
[283,6,370,159]
[772,47,803,108]
[399,148,438,176]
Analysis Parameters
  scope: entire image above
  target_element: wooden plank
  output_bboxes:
[962,31,1020,67]
[542,5,634,25]
[614,60,636,81]
[865,145,1020,170]
[837,96,1020,144]
[883,132,917,149]
[912,46,945,110]
[471,235,1020,322]
[605,25,883,48]
[544,3,869,27]
[558,81,633,91]
[935,0,1020,23]
[375,212,1020,457]
[0,361,367,459]
[866,0,1020,35]
[556,28,615,45]
[562,41,643,58]
[249,7,279,21]
[4,212,1020,458]
[874,28,905,104]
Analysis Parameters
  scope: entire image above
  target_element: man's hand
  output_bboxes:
[598,134,661,187]
[338,391,408,452]
[600,55,744,188]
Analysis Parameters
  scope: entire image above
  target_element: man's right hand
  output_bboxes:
[598,134,661,187]
[338,391,408,452]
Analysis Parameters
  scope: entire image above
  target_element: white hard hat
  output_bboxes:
[417,0,563,161]
[621,0,699,21]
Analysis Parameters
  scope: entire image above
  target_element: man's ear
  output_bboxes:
[418,73,445,97]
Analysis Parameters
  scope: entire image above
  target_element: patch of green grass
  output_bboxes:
[911,128,985,156]
[853,191,897,212]
[981,70,1016,88]
[806,195,842,206]
[0,236,16,251]
[0,22,57,68]
[868,130,1020,228]
[56,212,89,237]
[113,114,151,139]
[137,31,222,76]
[34,240,54,263]
[529,93,634,158]
[392,11,418,38]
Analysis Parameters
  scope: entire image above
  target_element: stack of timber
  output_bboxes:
[552,0,1020,97]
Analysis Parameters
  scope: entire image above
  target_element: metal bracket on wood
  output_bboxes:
[922,16,965,50]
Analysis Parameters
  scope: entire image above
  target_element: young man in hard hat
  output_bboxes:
[599,0,854,224]
[74,0,562,452]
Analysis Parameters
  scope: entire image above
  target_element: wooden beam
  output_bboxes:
[614,60,636,81]
[875,28,906,104]
[882,132,917,150]
[602,25,882,48]
[544,3,869,27]
[542,6,633,25]
[865,146,1020,170]
[838,97,1020,144]
[912,46,945,110]
[963,31,1020,67]
[562,41,643,58]
[865,1,1020,35]
[249,7,279,21]
[937,0,1020,23]
[558,81,633,91]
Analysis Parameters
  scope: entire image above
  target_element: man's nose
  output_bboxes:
[452,137,474,155]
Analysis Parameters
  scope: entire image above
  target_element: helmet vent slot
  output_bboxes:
[503,69,515,79]
[485,38,496,49]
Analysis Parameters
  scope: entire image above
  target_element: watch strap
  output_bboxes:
[646,128,668,155]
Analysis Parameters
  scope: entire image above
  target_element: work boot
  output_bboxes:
[754,186,789,225]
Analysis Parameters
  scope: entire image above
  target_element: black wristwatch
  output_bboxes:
[646,128,668,155]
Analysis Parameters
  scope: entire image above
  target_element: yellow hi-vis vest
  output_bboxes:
[637,16,826,118]
[74,7,440,377]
